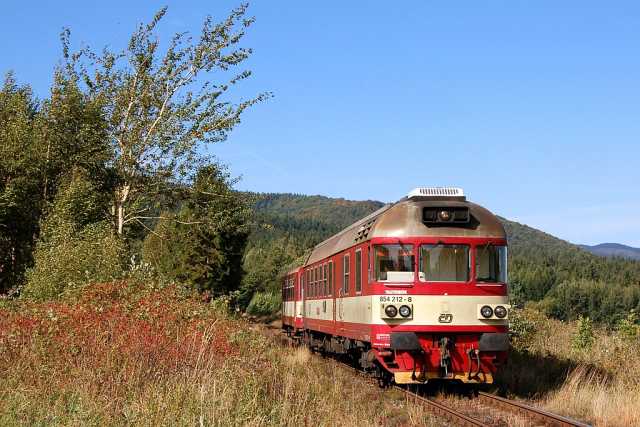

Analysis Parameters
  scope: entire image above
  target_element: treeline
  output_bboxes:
[504,219,640,324]
[249,193,640,325]
[1,6,265,304]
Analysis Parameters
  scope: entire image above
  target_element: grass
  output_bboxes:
[0,282,437,426]
[499,307,640,427]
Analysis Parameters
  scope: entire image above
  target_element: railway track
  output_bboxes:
[262,326,591,427]
[475,392,591,427]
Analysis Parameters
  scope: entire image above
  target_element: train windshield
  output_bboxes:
[374,244,415,282]
[476,245,508,283]
[419,244,469,282]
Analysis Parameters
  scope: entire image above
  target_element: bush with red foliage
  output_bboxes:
[0,282,237,413]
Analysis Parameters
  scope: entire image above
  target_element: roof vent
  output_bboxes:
[407,187,464,199]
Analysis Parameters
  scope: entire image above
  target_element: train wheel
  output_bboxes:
[374,362,393,388]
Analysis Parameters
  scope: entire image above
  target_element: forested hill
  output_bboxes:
[244,193,640,324]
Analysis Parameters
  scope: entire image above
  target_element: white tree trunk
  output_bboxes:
[115,184,130,235]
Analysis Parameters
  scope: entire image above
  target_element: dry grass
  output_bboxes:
[501,308,640,427]
[0,282,438,426]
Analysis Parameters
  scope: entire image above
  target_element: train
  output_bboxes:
[281,187,510,386]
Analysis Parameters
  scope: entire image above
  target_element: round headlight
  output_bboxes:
[494,305,507,318]
[480,305,493,318]
[438,210,451,221]
[399,305,412,318]
[385,305,398,318]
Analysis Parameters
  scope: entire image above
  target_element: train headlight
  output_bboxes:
[438,210,451,221]
[480,305,494,318]
[399,305,412,318]
[494,305,507,318]
[385,305,398,318]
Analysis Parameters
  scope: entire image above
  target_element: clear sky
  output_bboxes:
[2,1,639,246]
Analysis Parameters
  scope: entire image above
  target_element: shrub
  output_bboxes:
[21,169,125,300]
[246,291,280,316]
[616,310,640,342]
[572,315,595,351]
[509,307,544,351]
[22,222,126,300]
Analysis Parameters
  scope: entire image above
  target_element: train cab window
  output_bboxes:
[355,250,362,292]
[476,245,508,283]
[343,254,350,294]
[374,244,414,282]
[419,244,469,282]
[328,261,333,296]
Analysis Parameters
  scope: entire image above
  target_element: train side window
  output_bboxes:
[343,254,350,294]
[313,267,317,297]
[355,249,362,293]
[323,264,328,295]
[306,270,310,297]
[328,261,333,296]
[368,246,372,282]
[313,266,318,297]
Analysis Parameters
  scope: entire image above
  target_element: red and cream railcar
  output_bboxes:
[281,267,304,332]
[283,188,510,385]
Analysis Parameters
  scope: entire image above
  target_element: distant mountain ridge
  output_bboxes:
[580,243,640,260]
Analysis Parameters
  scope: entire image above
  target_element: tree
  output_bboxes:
[143,164,250,295]
[0,74,41,292]
[38,71,114,205]
[60,4,269,237]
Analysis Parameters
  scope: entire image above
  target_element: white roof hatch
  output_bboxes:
[407,187,465,198]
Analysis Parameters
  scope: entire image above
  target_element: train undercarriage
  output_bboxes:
[287,328,508,387]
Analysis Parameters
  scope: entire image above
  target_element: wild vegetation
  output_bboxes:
[0,282,438,426]
[502,307,640,426]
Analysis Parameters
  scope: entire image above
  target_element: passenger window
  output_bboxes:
[328,262,333,295]
[355,250,362,292]
[323,264,328,295]
[343,254,350,294]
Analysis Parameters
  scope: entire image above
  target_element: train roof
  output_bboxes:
[305,188,506,265]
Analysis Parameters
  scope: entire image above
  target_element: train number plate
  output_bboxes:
[379,296,412,303]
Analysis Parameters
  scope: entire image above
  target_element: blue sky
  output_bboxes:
[2,1,639,246]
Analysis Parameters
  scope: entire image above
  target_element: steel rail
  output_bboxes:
[394,385,489,427]
[477,392,591,427]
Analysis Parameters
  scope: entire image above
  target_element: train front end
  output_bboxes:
[368,188,509,385]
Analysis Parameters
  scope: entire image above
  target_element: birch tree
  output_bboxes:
[61,4,268,235]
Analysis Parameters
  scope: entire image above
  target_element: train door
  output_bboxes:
[337,253,349,334]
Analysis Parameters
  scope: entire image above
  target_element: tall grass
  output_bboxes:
[501,307,640,426]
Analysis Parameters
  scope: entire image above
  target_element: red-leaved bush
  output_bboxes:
[0,282,237,417]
